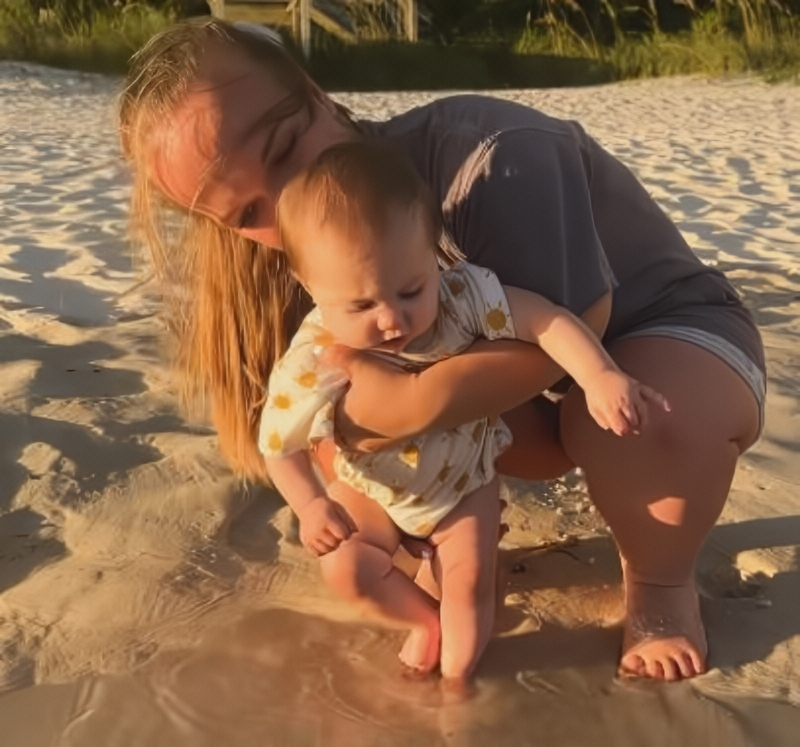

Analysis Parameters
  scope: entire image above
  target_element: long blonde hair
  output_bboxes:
[119,19,312,481]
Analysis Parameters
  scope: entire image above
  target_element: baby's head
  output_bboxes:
[277,142,443,352]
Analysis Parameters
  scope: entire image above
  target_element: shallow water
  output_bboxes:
[1,62,800,746]
[2,608,800,747]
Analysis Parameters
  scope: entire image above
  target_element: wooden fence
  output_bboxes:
[208,0,417,56]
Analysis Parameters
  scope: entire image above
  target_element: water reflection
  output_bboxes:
[1,607,798,747]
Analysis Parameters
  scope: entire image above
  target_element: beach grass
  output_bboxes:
[514,2,800,82]
[0,0,175,73]
[0,0,797,85]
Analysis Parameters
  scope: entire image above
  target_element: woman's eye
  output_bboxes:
[399,287,422,300]
[273,133,296,165]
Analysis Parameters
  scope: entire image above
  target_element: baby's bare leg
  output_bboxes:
[429,477,501,683]
[317,477,442,673]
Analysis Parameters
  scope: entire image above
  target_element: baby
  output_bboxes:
[259,142,668,684]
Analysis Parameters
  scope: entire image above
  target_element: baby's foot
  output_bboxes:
[619,578,707,681]
[399,620,441,675]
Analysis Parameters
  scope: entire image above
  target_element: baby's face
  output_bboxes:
[298,203,440,352]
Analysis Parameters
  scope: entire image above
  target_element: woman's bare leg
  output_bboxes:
[428,478,502,683]
[559,337,760,680]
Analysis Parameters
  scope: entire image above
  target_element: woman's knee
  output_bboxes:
[560,382,699,470]
[319,540,390,600]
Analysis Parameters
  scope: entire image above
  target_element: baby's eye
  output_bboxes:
[351,300,375,313]
[238,203,258,229]
[399,286,423,300]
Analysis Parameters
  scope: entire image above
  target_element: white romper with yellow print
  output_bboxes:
[258,262,516,538]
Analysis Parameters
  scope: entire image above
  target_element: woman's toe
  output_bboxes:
[676,651,696,679]
[619,652,645,677]
[688,647,706,675]
[660,656,681,682]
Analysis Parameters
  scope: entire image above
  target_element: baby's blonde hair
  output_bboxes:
[277,141,443,279]
[119,19,313,481]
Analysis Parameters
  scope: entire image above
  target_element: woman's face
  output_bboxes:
[150,43,358,247]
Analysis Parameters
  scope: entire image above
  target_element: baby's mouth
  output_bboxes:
[376,335,407,352]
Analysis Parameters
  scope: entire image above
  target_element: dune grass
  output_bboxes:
[0,0,797,85]
[515,2,800,82]
[0,0,175,73]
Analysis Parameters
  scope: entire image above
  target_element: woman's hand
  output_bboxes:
[584,370,670,436]
[324,345,417,452]
[296,495,357,556]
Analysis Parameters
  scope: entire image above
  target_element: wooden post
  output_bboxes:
[300,0,311,57]
[290,0,301,44]
[404,0,417,42]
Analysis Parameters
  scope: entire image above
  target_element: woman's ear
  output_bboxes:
[306,78,354,125]
[306,78,335,112]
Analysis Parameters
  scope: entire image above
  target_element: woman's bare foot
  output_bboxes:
[399,620,441,674]
[619,577,708,681]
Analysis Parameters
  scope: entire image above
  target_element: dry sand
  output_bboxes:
[0,62,798,745]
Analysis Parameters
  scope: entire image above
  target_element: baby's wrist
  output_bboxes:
[295,494,330,517]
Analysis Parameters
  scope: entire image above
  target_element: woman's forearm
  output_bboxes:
[342,340,564,439]
[408,339,564,433]
[338,290,613,440]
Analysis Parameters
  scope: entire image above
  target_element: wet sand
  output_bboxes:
[0,62,798,745]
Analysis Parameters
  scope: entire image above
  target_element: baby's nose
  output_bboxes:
[377,306,408,337]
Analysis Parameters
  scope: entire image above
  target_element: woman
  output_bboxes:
[118,19,764,682]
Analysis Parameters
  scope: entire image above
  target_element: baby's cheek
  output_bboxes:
[339,323,381,350]
[417,291,439,333]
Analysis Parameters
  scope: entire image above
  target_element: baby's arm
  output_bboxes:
[503,286,670,435]
[265,451,356,556]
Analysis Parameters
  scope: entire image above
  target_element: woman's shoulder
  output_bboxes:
[360,94,581,143]
[360,95,592,219]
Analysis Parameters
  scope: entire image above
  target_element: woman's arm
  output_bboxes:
[331,290,612,443]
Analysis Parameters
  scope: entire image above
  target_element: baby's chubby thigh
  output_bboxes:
[428,477,502,585]
[313,439,403,599]
[312,438,401,553]
[317,478,404,605]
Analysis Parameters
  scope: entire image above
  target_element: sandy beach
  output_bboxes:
[0,62,798,745]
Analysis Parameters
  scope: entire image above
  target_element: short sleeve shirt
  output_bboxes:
[258,262,515,537]
[258,262,514,458]
[358,95,747,345]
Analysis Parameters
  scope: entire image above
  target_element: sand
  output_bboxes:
[0,62,798,745]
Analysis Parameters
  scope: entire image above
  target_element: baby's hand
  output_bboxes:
[297,496,357,556]
[585,370,670,436]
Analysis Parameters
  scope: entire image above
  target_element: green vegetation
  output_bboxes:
[514,1,800,81]
[0,0,797,85]
[0,1,176,72]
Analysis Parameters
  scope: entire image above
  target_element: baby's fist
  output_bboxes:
[298,496,356,556]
